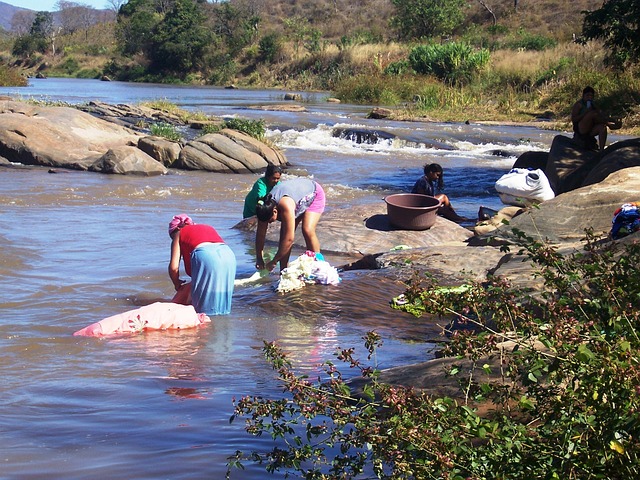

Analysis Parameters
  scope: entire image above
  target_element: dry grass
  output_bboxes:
[490,41,609,75]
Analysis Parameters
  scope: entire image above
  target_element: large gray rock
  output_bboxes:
[512,150,548,171]
[220,129,287,167]
[319,203,473,255]
[0,99,288,175]
[236,202,474,257]
[176,142,249,172]
[581,138,640,187]
[544,134,600,194]
[0,100,143,170]
[137,136,182,167]
[89,146,168,175]
[484,167,640,245]
[175,131,286,173]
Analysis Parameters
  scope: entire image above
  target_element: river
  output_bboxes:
[0,78,596,478]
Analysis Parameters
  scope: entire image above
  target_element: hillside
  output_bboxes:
[251,0,605,42]
[0,1,29,31]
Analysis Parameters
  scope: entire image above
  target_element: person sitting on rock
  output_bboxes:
[412,163,469,223]
[571,86,621,152]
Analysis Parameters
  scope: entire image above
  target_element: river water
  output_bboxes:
[0,78,588,478]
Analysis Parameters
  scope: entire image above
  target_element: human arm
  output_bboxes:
[571,100,599,124]
[266,197,296,271]
[255,219,269,270]
[168,233,183,290]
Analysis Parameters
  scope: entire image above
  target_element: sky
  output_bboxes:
[2,0,110,12]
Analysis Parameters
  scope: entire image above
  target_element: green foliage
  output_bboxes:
[147,0,212,75]
[383,59,412,76]
[581,0,640,67]
[222,118,266,140]
[75,68,101,79]
[228,230,640,478]
[504,30,557,51]
[337,30,383,50]
[390,0,465,40]
[258,33,282,63]
[149,122,182,141]
[12,35,40,58]
[487,24,509,36]
[11,12,54,58]
[211,2,260,55]
[534,57,574,87]
[283,16,322,54]
[408,42,490,85]
[58,56,80,75]
[199,118,266,140]
[206,54,237,85]
[332,74,396,104]
[115,0,162,57]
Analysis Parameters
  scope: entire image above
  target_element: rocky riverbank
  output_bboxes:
[3,97,640,396]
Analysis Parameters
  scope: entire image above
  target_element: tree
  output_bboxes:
[12,11,55,57]
[148,0,212,74]
[209,1,261,54]
[10,10,36,35]
[115,0,162,56]
[390,0,465,40]
[477,0,497,26]
[57,1,97,40]
[581,0,640,66]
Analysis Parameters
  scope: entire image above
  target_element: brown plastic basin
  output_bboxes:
[384,194,441,230]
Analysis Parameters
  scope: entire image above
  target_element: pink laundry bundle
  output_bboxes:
[73,302,210,337]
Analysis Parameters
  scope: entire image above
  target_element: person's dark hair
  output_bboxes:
[423,163,444,191]
[583,86,595,95]
[265,164,283,178]
[256,194,278,222]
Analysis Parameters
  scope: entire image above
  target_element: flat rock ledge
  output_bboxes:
[0,99,287,175]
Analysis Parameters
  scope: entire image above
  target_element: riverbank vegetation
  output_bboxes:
[229,230,640,478]
[0,0,638,132]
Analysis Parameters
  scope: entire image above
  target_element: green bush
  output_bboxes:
[200,118,265,140]
[332,74,391,103]
[505,30,557,51]
[75,68,101,79]
[337,30,383,50]
[408,42,490,85]
[228,229,640,479]
[224,118,266,139]
[59,56,80,75]
[149,122,182,142]
[258,33,282,63]
[383,59,412,76]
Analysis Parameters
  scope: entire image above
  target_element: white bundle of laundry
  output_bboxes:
[494,168,555,207]
[275,251,341,293]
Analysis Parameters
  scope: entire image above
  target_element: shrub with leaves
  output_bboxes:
[223,118,266,140]
[228,229,640,479]
[408,42,490,85]
[149,122,182,142]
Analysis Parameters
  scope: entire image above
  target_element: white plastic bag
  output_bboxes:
[495,168,555,207]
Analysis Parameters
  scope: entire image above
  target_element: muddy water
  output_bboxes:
[0,78,569,478]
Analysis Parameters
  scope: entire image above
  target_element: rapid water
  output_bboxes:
[0,78,581,478]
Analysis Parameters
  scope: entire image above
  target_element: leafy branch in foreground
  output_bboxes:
[228,230,640,479]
